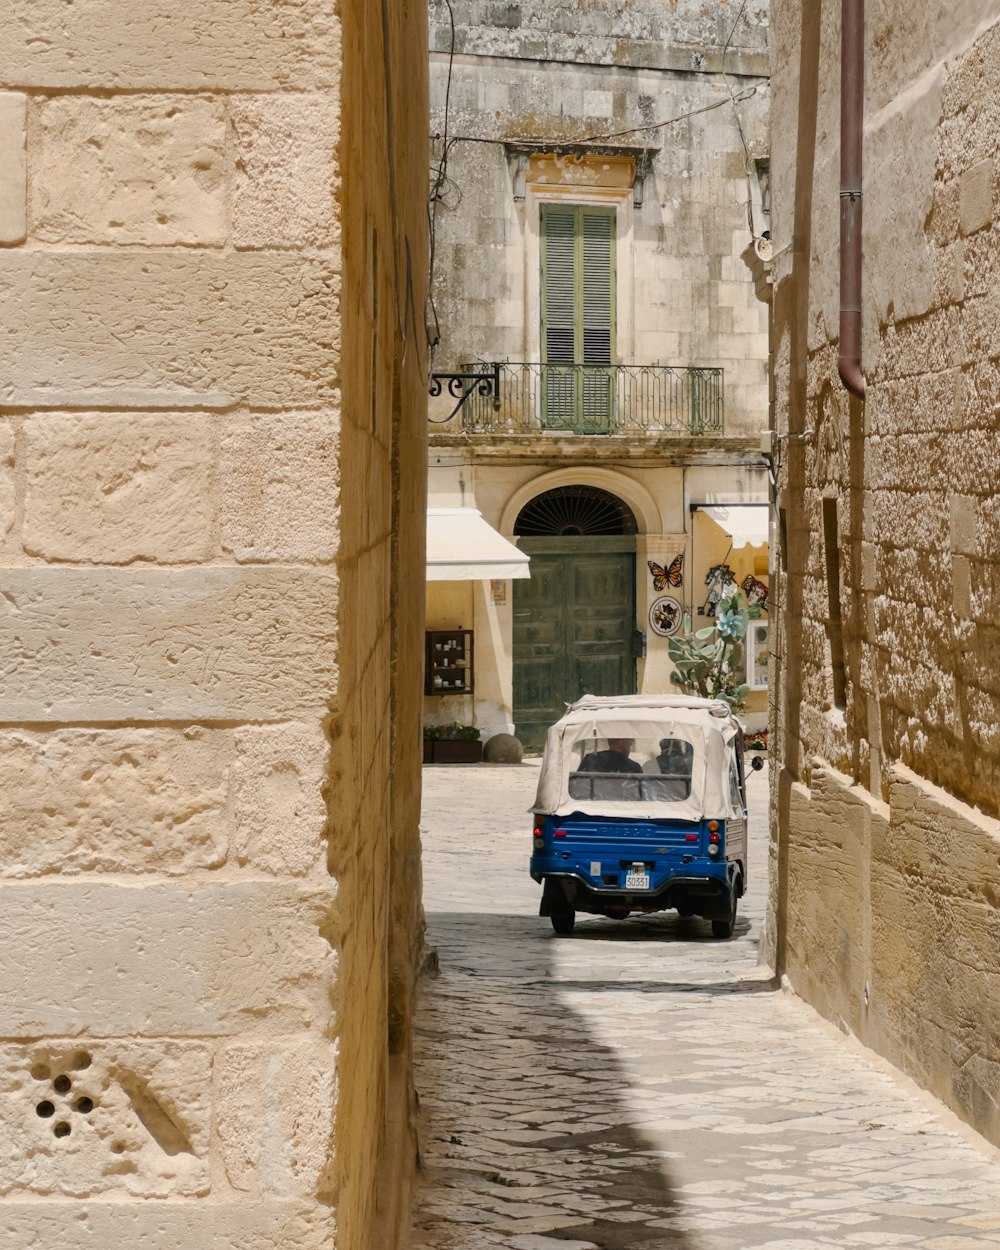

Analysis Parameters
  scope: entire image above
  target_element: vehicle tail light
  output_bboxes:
[709,831,721,844]
[533,824,543,838]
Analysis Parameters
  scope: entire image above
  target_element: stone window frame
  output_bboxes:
[516,153,640,365]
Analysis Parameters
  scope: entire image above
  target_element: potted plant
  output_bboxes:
[423,721,484,764]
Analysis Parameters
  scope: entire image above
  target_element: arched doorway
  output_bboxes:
[513,485,637,748]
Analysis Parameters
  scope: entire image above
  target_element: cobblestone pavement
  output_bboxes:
[409,761,1000,1250]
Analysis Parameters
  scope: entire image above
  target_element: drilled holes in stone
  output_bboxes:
[32,1059,96,1133]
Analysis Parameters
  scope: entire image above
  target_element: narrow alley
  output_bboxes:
[410,761,1000,1250]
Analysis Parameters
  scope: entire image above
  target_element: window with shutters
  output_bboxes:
[540,203,617,433]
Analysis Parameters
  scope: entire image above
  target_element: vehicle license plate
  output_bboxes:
[625,871,650,890]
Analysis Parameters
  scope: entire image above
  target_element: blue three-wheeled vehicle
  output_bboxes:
[530,694,749,937]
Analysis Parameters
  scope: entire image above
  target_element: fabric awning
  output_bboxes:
[426,508,531,580]
[696,504,769,549]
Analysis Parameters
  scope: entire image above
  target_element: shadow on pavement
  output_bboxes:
[567,913,754,943]
[412,908,721,1249]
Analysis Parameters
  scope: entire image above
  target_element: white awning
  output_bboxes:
[426,508,531,580]
[697,504,769,549]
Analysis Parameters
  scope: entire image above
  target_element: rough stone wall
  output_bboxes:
[768,4,1000,1145]
[430,0,768,73]
[0,1,426,1247]
[427,1,770,439]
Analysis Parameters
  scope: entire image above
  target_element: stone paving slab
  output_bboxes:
[409,762,1000,1250]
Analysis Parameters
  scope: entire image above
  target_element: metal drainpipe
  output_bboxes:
[839,0,866,399]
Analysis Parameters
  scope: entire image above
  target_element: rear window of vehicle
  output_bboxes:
[568,736,694,802]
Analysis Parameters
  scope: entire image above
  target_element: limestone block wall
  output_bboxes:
[768,5,1000,1145]
[0,1,427,1247]
[427,0,771,439]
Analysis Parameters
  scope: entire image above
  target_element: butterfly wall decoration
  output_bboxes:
[648,555,683,591]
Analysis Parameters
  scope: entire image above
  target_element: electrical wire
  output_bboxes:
[720,0,766,241]
[442,85,757,154]
[425,0,456,360]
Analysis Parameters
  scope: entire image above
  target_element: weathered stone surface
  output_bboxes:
[0,883,336,1036]
[959,158,995,237]
[217,1040,336,1196]
[771,16,1000,1151]
[232,94,340,248]
[31,97,226,246]
[0,1041,210,1197]
[0,728,229,876]
[0,1,427,1247]
[0,253,340,410]
[427,0,769,73]
[0,568,338,721]
[22,413,215,563]
[865,67,941,327]
[0,423,14,544]
[231,724,329,876]
[0,93,26,243]
[0,1203,334,1250]
[221,412,340,562]
[0,0,340,91]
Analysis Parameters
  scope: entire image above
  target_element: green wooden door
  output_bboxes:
[513,538,635,749]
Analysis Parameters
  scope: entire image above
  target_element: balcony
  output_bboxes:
[430,362,724,437]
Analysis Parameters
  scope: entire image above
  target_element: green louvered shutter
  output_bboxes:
[540,204,616,432]
[579,208,615,431]
[541,205,577,428]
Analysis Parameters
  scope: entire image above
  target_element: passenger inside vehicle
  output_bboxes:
[641,738,694,800]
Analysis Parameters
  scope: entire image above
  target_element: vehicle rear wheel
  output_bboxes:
[550,909,575,936]
[711,887,738,940]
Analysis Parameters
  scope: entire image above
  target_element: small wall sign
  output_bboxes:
[648,595,682,637]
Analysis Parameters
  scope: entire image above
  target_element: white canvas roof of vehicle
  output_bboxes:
[533,693,743,821]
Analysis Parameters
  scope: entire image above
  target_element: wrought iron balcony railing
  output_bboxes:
[430,362,724,436]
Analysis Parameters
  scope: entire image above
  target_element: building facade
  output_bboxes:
[767,4,1000,1145]
[0,3,427,1248]
[425,0,772,749]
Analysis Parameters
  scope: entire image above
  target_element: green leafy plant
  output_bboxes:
[423,721,481,741]
[667,591,752,710]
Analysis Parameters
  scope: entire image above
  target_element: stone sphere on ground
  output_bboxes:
[483,733,524,764]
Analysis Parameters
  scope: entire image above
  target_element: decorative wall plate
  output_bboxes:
[649,594,682,637]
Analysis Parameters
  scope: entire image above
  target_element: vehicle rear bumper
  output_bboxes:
[533,859,737,918]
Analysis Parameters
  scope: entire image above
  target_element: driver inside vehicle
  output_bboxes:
[572,737,643,800]
[579,737,642,774]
